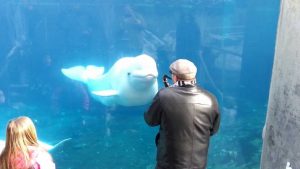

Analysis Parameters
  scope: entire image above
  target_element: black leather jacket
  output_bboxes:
[144,84,220,169]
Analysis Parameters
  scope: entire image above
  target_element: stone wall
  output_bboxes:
[260,0,300,169]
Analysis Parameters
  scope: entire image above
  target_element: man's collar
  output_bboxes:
[171,79,196,87]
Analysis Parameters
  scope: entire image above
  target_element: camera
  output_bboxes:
[162,74,171,87]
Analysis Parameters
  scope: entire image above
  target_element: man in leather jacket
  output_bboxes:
[144,59,220,169]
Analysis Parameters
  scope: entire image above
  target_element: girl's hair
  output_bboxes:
[0,116,39,169]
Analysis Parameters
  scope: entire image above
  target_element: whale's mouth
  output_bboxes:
[129,73,157,90]
[145,74,156,79]
[128,72,157,89]
[131,74,157,80]
[130,70,157,78]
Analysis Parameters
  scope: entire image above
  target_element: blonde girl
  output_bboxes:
[0,116,55,169]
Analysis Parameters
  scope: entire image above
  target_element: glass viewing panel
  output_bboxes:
[0,1,280,169]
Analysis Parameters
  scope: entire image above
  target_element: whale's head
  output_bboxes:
[126,54,158,90]
[99,54,159,106]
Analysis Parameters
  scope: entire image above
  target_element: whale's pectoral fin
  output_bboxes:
[1,138,72,155]
[92,90,119,106]
[47,138,72,154]
[61,66,105,82]
[92,90,119,97]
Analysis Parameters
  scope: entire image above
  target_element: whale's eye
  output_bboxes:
[127,72,131,76]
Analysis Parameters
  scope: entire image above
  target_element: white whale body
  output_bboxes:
[61,54,158,106]
[0,140,4,152]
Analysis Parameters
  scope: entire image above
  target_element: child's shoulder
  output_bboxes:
[28,146,52,162]
[29,146,55,169]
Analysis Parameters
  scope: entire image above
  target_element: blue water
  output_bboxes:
[0,1,280,169]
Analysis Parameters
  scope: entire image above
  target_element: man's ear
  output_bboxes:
[172,74,178,83]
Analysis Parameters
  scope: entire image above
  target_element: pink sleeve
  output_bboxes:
[12,153,28,169]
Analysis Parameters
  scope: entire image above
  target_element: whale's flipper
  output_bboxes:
[61,66,105,82]
[1,138,72,154]
[92,90,119,106]
[39,138,72,151]
[92,90,119,97]
[46,138,72,154]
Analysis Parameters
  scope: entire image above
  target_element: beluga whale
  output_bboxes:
[61,54,158,106]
